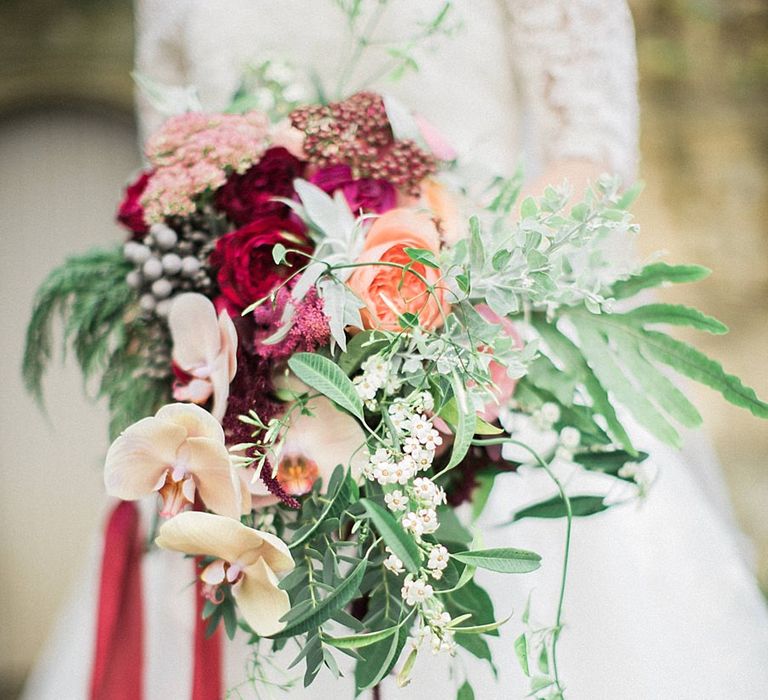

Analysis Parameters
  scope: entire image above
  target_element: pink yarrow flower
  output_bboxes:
[141,111,271,223]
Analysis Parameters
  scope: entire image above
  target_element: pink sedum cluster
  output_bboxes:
[141,111,271,222]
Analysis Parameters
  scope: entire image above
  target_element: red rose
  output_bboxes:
[310,164,396,214]
[210,216,310,314]
[117,170,152,236]
[215,147,305,226]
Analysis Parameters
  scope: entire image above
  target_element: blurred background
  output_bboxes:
[0,0,766,696]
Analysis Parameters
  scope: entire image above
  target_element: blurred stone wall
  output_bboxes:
[629,0,768,584]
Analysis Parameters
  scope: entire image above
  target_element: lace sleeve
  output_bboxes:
[502,0,639,181]
[134,0,195,145]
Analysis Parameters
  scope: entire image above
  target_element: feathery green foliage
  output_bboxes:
[22,247,170,439]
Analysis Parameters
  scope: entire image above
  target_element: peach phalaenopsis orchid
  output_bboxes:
[347,209,450,332]
[104,403,241,519]
[246,377,368,507]
[155,511,294,636]
[169,293,238,422]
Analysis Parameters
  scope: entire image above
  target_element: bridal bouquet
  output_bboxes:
[24,84,768,698]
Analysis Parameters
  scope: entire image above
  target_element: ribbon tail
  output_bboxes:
[192,558,223,700]
[90,500,144,700]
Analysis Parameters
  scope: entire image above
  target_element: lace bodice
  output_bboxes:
[135,0,638,181]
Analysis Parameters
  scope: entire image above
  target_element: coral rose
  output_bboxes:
[347,209,449,331]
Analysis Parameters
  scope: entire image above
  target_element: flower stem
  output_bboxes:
[471,437,572,696]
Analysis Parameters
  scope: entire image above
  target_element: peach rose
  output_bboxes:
[347,209,450,332]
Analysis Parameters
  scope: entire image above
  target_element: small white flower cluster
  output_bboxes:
[401,574,434,606]
[555,425,581,461]
[409,605,457,656]
[383,547,405,575]
[533,401,561,430]
[353,355,398,409]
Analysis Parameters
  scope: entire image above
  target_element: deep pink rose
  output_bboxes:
[117,170,152,236]
[210,216,310,314]
[215,147,305,225]
[310,164,396,214]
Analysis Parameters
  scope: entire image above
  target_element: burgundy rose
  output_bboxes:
[216,147,305,226]
[117,170,152,236]
[310,164,396,214]
[210,216,310,314]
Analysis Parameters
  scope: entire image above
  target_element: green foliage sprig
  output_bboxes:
[22,247,171,439]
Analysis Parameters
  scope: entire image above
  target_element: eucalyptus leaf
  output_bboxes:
[271,557,368,639]
[511,495,608,521]
[361,499,422,573]
[452,548,541,574]
[288,352,364,419]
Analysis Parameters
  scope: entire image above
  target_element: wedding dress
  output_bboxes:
[22,2,768,699]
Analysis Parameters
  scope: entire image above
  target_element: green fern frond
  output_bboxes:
[22,246,171,439]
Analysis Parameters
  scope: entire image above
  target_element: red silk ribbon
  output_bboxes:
[193,559,223,700]
[90,500,144,700]
[90,500,223,699]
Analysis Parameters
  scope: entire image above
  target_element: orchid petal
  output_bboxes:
[235,558,291,637]
[179,437,240,518]
[155,403,225,442]
[156,511,293,574]
[173,378,213,405]
[218,310,238,382]
[282,390,368,488]
[208,354,231,423]
[200,559,227,585]
[104,416,186,500]
[169,293,223,369]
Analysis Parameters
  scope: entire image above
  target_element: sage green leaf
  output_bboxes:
[288,352,364,419]
[573,449,649,477]
[572,316,682,447]
[641,330,768,419]
[511,495,608,521]
[404,246,440,269]
[469,216,485,269]
[457,681,475,700]
[360,499,421,573]
[611,303,727,334]
[616,181,644,209]
[444,371,477,471]
[271,557,368,638]
[607,328,702,429]
[324,623,400,649]
[532,316,635,453]
[439,397,503,435]
[525,355,577,406]
[452,548,541,574]
[355,626,406,691]
[289,468,357,550]
[435,506,473,545]
[538,645,550,674]
[451,613,513,635]
[514,634,530,677]
[610,262,710,300]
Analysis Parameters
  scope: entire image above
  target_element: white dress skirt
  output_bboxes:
[22,1,768,698]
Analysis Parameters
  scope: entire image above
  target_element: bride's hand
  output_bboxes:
[518,158,606,209]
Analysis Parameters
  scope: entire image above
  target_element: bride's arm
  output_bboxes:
[503,0,640,195]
